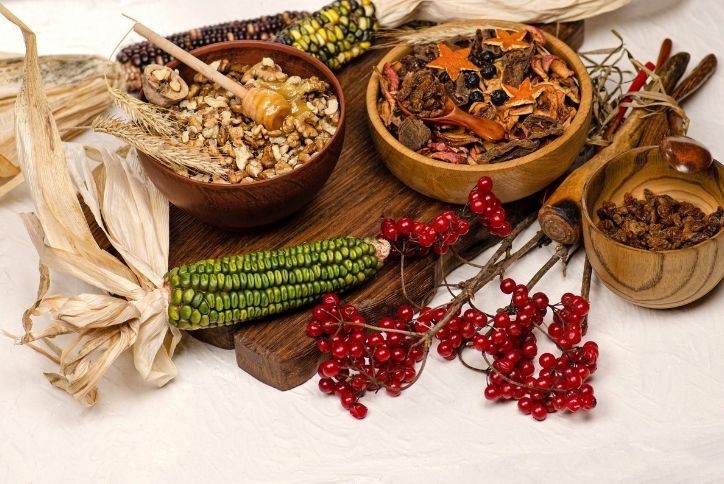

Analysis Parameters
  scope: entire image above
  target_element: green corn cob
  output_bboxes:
[274,0,378,70]
[165,236,388,330]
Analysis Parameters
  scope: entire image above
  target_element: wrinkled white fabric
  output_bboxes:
[376,0,631,28]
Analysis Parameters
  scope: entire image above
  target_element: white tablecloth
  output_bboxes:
[1,0,723,482]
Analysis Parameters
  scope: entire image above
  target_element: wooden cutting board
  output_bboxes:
[90,21,584,391]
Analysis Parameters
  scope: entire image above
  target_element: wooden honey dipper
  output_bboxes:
[127,17,291,130]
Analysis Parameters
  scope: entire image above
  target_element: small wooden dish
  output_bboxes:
[581,145,724,308]
[365,19,592,204]
[137,41,346,230]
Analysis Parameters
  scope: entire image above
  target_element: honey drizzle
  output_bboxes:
[255,79,311,119]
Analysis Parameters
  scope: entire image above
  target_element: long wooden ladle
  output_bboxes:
[399,97,506,142]
[127,17,291,131]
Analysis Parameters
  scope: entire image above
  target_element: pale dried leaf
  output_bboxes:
[3,5,178,405]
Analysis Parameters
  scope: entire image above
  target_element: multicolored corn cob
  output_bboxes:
[275,0,378,70]
[166,236,388,330]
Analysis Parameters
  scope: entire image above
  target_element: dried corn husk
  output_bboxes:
[0,51,120,198]
[2,5,179,406]
[374,0,632,28]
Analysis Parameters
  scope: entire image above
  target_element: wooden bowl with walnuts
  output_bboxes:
[137,41,345,230]
[366,19,592,204]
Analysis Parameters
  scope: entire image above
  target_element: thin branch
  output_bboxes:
[526,244,570,291]
[581,255,593,333]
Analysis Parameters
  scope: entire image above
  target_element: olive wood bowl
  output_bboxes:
[366,19,592,204]
[137,41,346,230]
[581,145,724,309]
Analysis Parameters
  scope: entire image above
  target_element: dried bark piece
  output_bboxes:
[397,70,446,117]
[501,46,534,87]
[476,139,539,163]
[446,73,472,105]
[469,29,501,64]
[469,101,497,119]
[517,113,563,139]
[398,117,431,151]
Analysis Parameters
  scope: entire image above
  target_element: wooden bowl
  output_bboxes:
[137,41,346,230]
[581,145,724,308]
[365,20,592,204]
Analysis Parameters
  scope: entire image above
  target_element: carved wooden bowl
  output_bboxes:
[137,41,346,230]
[365,19,592,204]
[581,145,724,308]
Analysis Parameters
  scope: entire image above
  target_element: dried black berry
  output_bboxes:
[438,71,451,83]
[470,52,485,67]
[464,71,480,88]
[482,51,496,63]
[480,63,496,80]
[468,90,484,103]
[491,89,508,106]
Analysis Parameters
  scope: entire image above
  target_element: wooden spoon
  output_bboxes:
[399,97,506,142]
[659,135,713,173]
[128,17,291,131]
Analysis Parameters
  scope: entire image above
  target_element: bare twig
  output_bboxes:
[526,244,570,290]
[581,256,593,333]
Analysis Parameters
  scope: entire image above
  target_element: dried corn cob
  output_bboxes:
[275,0,378,70]
[166,236,389,330]
[117,11,306,92]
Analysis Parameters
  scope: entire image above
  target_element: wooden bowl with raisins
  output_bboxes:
[581,145,724,308]
[366,19,592,204]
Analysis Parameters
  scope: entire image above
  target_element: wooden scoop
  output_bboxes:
[399,97,506,142]
[538,52,713,245]
[128,18,291,130]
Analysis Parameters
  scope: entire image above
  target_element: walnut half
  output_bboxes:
[142,64,189,107]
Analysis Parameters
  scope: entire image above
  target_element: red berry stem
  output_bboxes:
[379,177,509,259]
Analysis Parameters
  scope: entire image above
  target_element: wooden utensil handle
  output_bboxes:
[131,20,249,100]
[457,115,506,142]
[538,52,693,245]
[128,18,291,130]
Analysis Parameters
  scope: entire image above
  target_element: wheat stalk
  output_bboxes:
[92,116,227,179]
[375,23,504,48]
[108,87,179,137]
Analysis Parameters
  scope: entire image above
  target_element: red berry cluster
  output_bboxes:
[468,177,511,237]
[306,293,423,420]
[412,305,487,360]
[378,176,509,257]
[380,210,470,256]
[306,284,599,421]
[476,278,598,421]
[548,292,591,348]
